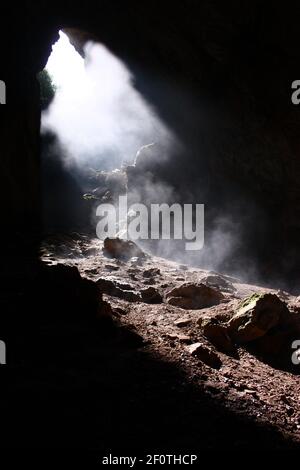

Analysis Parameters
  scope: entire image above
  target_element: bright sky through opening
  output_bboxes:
[42,31,175,170]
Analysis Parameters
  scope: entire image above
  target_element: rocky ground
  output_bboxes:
[28,232,300,451]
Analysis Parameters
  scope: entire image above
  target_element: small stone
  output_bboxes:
[143,268,160,278]
[131,257,143,267]
[244,389,258,397]
[114,307,127,316]
[187,343,222,369]
[143,278,156,285]
[286,406,294,416]
[105,264,120,271]
[178,334,192,343]
[166,333,191,343]
[174,318,191,328]
[166,333,178,340]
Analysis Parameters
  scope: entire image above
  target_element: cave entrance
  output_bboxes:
[39,30,174,234]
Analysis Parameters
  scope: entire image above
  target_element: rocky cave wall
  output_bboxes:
[1,1,300,283]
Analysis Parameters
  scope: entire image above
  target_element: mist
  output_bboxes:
[42,31,175,171]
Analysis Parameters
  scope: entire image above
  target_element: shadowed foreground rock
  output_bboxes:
[26,263,113,326]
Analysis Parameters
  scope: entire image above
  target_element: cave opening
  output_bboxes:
[38,31,240,278]
[2,4,300,452]
[37,30,294,287]
[39,31,176,239]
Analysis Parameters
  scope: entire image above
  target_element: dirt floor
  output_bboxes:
[1,233,300,455]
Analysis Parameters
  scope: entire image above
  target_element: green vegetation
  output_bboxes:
[237,292,263,311]
[38,69,56,110]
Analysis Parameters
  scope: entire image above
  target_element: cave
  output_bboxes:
[1,1,300,457]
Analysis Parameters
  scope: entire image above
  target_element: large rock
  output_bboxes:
[228,293,289,343]
[103,238,145,261]
[202,274,236,294]
[140,287,163,304]
[248,304,300,366]
[166,283,224,310]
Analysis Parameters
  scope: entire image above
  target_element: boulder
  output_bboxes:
[140,287,163,304]
[228,293,289,343]
[166,283,224,309]
[248,309,300,366]
[103,237,145,260]
[202,274,236,293]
